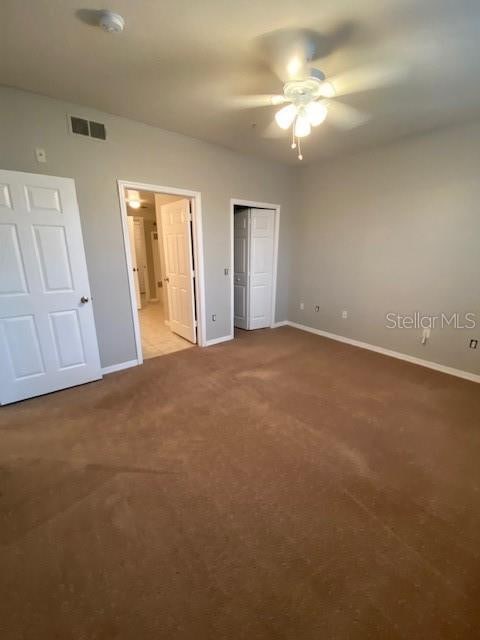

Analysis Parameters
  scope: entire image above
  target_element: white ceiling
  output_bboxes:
[1,0,480,164]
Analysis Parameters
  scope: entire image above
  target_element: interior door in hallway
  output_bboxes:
[0,170,102,404]
[127,216,142,309]
[132,216,149,298]
[157,197,196,343]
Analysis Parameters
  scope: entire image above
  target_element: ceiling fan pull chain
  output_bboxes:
[297,138,303,161]
[291,127,297,149]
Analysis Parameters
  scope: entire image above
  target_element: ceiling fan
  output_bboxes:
[233,27,407,160]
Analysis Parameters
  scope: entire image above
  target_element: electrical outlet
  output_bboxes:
[212,314,216,322]
[224,268,229,276]
[314,305,320,312]
[300,302,304,310]
[469,339,478,349]
[342,310,348,319]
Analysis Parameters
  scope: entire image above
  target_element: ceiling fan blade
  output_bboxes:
[325,100,370,129]
[255,25,356,82]
[262,121,288,139]
[324,62,408,97]
[226,94,286,110]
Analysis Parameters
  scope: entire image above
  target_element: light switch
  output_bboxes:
[35,148,47,163]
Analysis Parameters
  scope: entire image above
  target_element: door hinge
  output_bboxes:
[192,270,196,278]
[194,320,198,327]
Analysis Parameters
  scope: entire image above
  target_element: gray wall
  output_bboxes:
[0,87,294,368]
[2,86,478,377]
[290,121,480,375]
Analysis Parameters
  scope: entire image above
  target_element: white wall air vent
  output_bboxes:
[68,115,106,141]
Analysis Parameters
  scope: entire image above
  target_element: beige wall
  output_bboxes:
[0,87,294,368]
[289,121,480,375]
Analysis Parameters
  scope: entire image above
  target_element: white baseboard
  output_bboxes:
[102,359,139,375]
[286,321,480,384]
[271,320,289,328]
[205,334,234,347]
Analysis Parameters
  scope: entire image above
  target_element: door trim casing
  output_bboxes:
[230,198,280,337]
[117,180,207,364]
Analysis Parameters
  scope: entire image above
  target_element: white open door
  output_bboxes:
[249,208,275,329]
[233,209,249,330]
[156,197,196,343]
[0,170,102,404]
[127,217,142,310]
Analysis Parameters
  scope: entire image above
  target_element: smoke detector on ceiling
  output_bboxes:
[99,10,125,33]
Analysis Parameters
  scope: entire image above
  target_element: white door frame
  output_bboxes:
[230,198,280,337]
[117,180,207,364]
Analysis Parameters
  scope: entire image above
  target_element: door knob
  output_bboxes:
[80,296,89,304]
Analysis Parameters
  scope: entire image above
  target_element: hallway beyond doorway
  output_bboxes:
[139,299,193,359]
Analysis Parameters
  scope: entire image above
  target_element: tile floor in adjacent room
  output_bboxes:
[138,298,194,358]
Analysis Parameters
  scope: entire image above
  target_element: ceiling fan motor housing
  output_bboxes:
[283,73,325,107]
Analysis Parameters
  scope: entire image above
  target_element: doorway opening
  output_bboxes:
[230,199,280,336]
[118,181,206,364]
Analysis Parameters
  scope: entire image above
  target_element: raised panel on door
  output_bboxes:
[49,310,86,369]
[0,223,28,295]
[234,284,247,325]
[0,170,102,404]
[0,184,13,210]
[2,315,45,379]
[33,225,74,291]
[251,285,269,324]
[252,237,273,276]
[25,185,63,213]
[234,236,247,275]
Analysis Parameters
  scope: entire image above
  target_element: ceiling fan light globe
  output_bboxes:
[275,104,297,129]
[306,101,328,126]
[319,81,335,98]
[294,114,311,138]
[128,200,141,209]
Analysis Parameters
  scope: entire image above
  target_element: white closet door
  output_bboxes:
[233,210,249,329]
[0,170,101,404]
[248,208,275,330]
[158,198,196,343]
